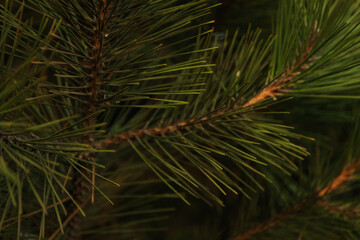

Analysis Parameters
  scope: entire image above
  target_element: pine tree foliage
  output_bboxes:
[2,0,360,239]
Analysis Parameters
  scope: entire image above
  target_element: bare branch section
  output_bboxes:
[97,25,317,149]
[230,159,360,240]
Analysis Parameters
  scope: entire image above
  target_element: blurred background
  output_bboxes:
[212,0,277,37]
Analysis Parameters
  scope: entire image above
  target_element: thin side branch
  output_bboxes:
[318,159,360,197]
[230,159,360,240]
[49,198,90,240]
[318,200,360,217]
[2,197,70,226]
[231,200,310,240]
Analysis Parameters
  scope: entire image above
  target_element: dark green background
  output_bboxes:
[213,0,277,37]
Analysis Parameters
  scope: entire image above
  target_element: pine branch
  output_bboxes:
[96,0,360,205]
[317,201,360,218]
[3,0,360,238]
[67,0,109,238]
[242,26,317,108]
[231,159,360,240]
[318,159,360,197]
[97,36,316,148]
[94,23,320,203]
[1,197,70,226]
[84,0,107,203]
[231,200,311,240]
[49,197,91,240]
[0,0,219,236]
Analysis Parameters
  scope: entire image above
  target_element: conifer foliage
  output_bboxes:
[1,0,360,239]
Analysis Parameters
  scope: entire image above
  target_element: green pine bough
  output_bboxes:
[1,0,360,239]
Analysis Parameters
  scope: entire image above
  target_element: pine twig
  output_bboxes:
[96,56,309,148]
[318,159,360,197]
[230,159,360,240]
[48,197,91,240]
[318,201,360,217]
[97,20,319,149]
[231,200,311,240]
[15,0,25,39]
[67,0,108,238]
[97,39,315,149]
[2,197,70,226]
[61,165,73,193]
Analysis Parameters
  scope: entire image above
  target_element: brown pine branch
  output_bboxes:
[49,197,91,240]
[318,159,360,197]
[231,200,311,240]
[318,200,360,217]
[97,22,318,149]
[67,0,108,239]
[230,159,360,240]
[85,0,109,204]
[97,56,312,148]
[1,197,70,227]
